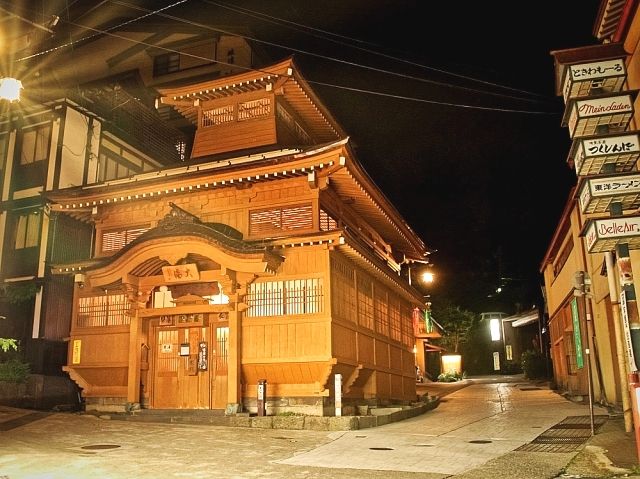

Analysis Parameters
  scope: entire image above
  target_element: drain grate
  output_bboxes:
[369,447,393,450]
[81,444,121,450]
[516,443,582,453]
[519,387,542,391]
[0,412,50,431]
[515,415,608,453]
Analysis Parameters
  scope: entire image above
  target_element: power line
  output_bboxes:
[10,1,560,114]
[204,0,551,102]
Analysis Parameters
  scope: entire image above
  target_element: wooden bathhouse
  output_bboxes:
[42,56,431,414]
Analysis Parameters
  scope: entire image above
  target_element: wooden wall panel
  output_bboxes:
[389,345,402,373]
[192,117,276,158]
[357,333,375,366]
[374,339,390,369]
[72,330,129,365]
[331,323,357,362]
[242,317,331,361]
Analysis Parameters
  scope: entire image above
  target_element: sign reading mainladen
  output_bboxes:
[584,215,640,253]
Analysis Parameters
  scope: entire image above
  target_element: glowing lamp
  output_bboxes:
[441,354,462,375]
[490,318,501,341]
[0,77,23,102]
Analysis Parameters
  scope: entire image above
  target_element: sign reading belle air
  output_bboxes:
[578,173,640,214]
[568,93,634,139]
[584,215,640,253]
[563,58,626,102]
[572,132,640,176]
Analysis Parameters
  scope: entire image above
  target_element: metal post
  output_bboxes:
[585,348,595,436]
[335,374,342,417]
[257,379,267,417]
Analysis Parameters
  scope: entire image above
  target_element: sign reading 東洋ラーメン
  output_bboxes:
[584,215,640,253]
[578,172,640,214]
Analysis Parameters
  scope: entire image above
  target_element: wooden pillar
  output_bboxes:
[125,284,150,408]
[127,309,142,406]
[227,305,241,407]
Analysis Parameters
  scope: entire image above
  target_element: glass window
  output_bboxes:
[14,211,41,249]
[20,124,51,165]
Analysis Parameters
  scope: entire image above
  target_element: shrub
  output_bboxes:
[0,358,30,383]
[521,349,546,379]
[437,371,466,382]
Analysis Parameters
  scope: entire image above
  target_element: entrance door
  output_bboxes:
[211,326,229,409]
[153,326,211,409]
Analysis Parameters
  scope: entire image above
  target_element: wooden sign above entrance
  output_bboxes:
[162,263,200,282]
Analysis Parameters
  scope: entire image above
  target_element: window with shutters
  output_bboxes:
[101,225,149,253]
[153,52,180,76]
[249,204,313,236]
[246,278,323,317]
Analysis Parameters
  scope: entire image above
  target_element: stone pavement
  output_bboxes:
[1,375,639,478]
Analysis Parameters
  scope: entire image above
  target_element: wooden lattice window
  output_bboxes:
[389,294,401,342]
[246,278,324,317]
[249,204,313,236]
[77,293,130,328]
[401,302,413,348]
[101,225,149,253]
[320,209,338,231]
[215,327,229,374]
[357,274,374,330]
[374,288,389,335]
[330,257,356,322]
[238,98,270,121]
[202,105,235,127]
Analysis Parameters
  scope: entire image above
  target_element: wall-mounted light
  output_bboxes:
[490,318,501,341]
[0,78,23,102]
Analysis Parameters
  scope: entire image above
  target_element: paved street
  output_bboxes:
[0,376,629,479]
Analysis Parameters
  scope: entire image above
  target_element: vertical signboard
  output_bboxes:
[571,298,584,369]
[620,290,638,371]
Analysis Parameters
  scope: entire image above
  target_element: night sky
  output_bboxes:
[199,0,602,313]
[8,0,604,313]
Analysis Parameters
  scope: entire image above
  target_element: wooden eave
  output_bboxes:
[539,186,577,272]
[549,43,628,97]
[46,139,428,259]
[274,228,423,306]
[594,0,637,42]
[156,56,345,144]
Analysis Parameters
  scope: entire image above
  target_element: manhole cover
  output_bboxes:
[80,444,121,450]
[468,440,492,444]
[369,447,394,450]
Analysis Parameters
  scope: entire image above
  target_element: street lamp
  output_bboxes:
[0,77,23,102]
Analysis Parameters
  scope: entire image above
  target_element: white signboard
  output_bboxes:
[620,290,638,371]
[564,58,626,101]
[585,215,640,252]
[579,173,640,213]
[575,94,634,119]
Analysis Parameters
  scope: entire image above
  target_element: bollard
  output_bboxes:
[257,379,267,417]
[335,374,342,417]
